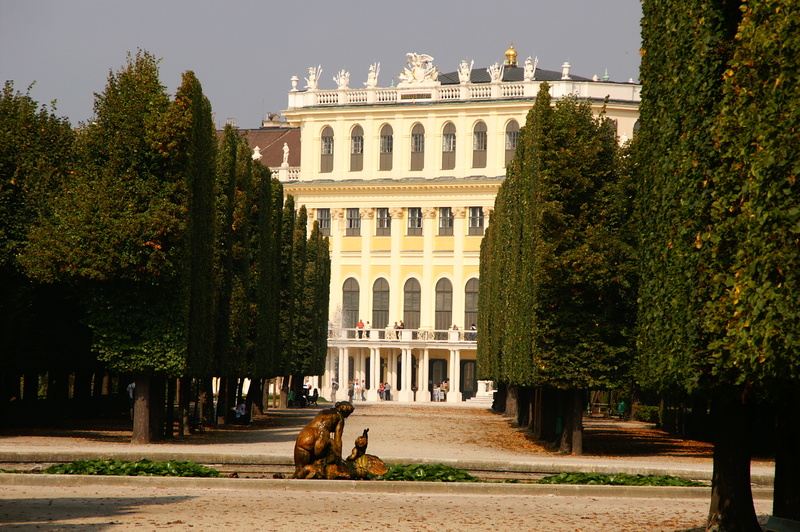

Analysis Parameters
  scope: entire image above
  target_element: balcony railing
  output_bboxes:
[328,327,477,343]
[288,79,641,111]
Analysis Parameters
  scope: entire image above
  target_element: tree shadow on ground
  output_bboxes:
[1,495,194,530]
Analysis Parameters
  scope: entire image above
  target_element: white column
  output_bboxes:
[420,348,431,402]
[368,347,380,401]
[447,348,463,403]
[397,348,412,402]
[339,347,348,402]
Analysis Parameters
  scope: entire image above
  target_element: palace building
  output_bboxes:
[249,45,641,403]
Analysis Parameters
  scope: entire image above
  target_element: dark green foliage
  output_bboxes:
[177,71,217,377]
[43,459,221,477]
[380,464,479,482]
[0,81,74,270]
[278,195,296,377]
[21,51,189,377]
[537,472,704,487]
[254,176,283,377]
[293,220,330,377]
[478,83,636,390]
[634,0,741,393]
[0,82,87,397]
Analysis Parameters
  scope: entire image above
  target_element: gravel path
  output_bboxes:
[0,402,776,531]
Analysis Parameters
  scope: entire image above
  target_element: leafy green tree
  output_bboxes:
[0,82,91,414]
[253,175,283,379]
[278,195,296,405]
[709,0,800,521]
[632,0,795,528]
[20,51,201,443]
[290,213,331,392]
[479,83,636,454]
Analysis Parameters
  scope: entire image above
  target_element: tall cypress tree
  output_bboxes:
[479,83,635,454]
[709,0,800,521]
[634,0,774,529]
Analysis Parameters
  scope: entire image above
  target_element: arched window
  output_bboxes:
[472,121,487,168]
[320,126,334,173]
[379,124,393,171]
[403,278,421,330]
[410,123,425,171]
[350,124,363,172]
[505,120,519,166]
[342,278,360,333]
[464,278,479,331]
[441,122,456,170]
[435,278,453,331]
[372,278,389,329]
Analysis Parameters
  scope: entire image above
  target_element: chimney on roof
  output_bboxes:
[226,118,238,128]
[561,62,571,80]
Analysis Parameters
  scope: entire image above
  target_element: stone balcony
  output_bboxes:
[328,327,477,346]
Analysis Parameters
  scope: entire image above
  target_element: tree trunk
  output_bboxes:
[706,398,760,531]
[178,377,190,436]
[773,385,800,521]
[504,384,519,422]
[279,375,290,409]
[261,379,271,413]
[492,381,507,413]
[132,376,151,444]
[201,378,214,426]
[559,389,584,454]
[149,376,165,442]
[249,378,263,415]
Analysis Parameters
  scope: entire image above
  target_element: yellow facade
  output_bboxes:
[279,51,641,403]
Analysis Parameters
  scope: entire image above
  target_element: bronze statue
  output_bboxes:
[294,427,388,480]
[292,401,387,480]
[293,401,354,475]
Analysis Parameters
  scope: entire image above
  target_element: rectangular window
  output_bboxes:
[412,134,425,153]
[317,208,331,236]
[407,207,422,236]
[322,136,334,155]
[442,133,456,153]
[472,131,487,168]
[351,135,363,155]
[505,130,518,151]
[438,207,453,236]
[380,135,393,154]
[376,208,391,236]
[346,208,361,236]
[468,207,484,236]
[473,131,487,152]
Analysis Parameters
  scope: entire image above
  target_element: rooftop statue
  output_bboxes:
[305,65,322,90]
[487,62,503,82]
[398,52,439,86]
[365,62,380,88]
[524,56,539,81]
[334,69,350,90]
[458,59,474,84]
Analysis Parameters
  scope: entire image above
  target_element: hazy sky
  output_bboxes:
[1,0,642,129]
